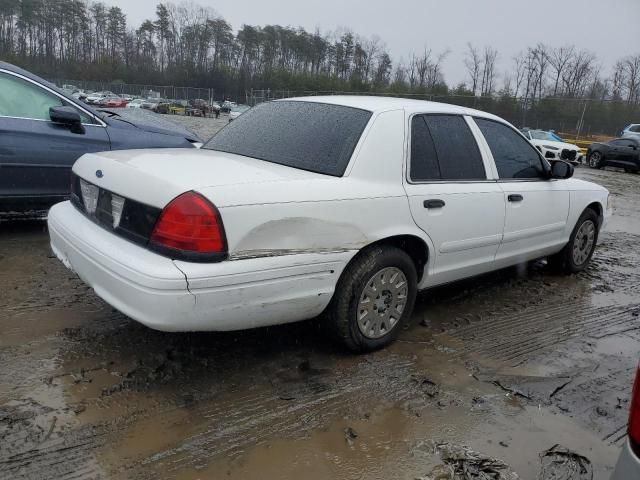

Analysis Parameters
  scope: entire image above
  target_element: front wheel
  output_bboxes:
[549,209,599,273]
[588,151,603,169]
[326,246,418,353]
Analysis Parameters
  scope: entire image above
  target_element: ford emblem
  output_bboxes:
[95,169,104,179]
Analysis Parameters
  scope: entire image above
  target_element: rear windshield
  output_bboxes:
[203,100,372,176]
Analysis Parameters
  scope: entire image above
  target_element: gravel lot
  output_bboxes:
[1,115,639,479]
[168,113,230,142]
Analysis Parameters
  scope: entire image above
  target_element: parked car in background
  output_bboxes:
[141,98,161,110]
[189,99,210,117]
[611,363,640,479]
[621,124,640,140]
[141,98,171,113]
[97,94,121,106]
[48,97,609,352]
[587,137,640,173]
[103,97,129,108]
[126,98,145,109]
[71,89,87,101]
[521,129,583,163]
[0,62,202,216]
[168,100,188,115]
[86,91,115,105]
[229,104,250,121]
[221,100,236,112]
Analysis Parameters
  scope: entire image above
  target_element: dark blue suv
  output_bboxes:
[0,62,202,217]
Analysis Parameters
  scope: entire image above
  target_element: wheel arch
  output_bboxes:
[585,201,604,228]
[347,234,430,283]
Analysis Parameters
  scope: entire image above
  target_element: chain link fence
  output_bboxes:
[245,89,640,139]
[48,80,639,138]
[52,78,214,102]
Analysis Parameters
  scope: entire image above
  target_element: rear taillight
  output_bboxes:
[630,365,640,456]
[150,191,227,262]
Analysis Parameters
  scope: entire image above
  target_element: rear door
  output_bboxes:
[473,117,570,263]
[609,139,636,167]
[403,114,505,286]
[0,70,110,206]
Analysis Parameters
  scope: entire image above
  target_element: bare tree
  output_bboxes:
[463,43,482,95]
[512,53,526,97]
[480,46,498,96]
[622,54,640,104]
[548,45,575,96]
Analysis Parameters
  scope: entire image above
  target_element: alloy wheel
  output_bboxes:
[356,267,408,339]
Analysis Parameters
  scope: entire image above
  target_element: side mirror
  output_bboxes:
[550,160,574,179]
[49,106,84,134]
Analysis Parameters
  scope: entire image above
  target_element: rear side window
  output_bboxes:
[475,118,547,180]
[204,101,371,176]
[630,125,640,133]
[410,114,485,181]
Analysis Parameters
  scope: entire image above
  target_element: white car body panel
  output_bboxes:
[611,440,640,479]
[49,96,610,333]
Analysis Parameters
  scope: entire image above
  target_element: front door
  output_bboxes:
[0,70,110,209]
[473,117,570,263]
[609,139,637,169]
[404,114,506,287]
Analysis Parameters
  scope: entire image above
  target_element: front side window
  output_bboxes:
[410,114,486,181]
[0,72,91,123]
[204,101,371,176]
[475,118,547,180]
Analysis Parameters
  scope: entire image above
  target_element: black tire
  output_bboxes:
[325,246,418,353]
[549,209,599,274]
[588,151,603,169]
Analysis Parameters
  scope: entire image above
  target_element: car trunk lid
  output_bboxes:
[72,148,327,209]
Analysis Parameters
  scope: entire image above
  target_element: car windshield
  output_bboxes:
[204,101,372,176]
[530,130,563,142]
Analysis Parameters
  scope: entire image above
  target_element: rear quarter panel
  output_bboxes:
[195,108,435,273]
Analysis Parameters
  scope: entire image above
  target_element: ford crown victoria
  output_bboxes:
[48,97,610,352]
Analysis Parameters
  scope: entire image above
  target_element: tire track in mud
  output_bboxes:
[1,353,428,479]
[447,302,640,366]
[437,232,640,367]
[141,357,419,476]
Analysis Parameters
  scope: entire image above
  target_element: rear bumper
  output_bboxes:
[48,201,352,332]
[611,441,640,480]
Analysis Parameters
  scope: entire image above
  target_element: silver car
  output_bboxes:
[621,124,640,140]
[611,365,640,479]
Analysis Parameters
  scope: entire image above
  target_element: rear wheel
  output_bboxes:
[588,151,603,169]
[326,246,418,353]
[549,209,599,273]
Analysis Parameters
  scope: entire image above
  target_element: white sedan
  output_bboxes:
[48,97,610,352]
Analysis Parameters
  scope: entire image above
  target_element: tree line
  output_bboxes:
[0,0,638,133]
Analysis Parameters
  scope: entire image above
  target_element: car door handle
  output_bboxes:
[424,199,446,209]
[508,194,523,202]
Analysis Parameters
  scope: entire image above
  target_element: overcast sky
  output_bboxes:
[108,0,639,86]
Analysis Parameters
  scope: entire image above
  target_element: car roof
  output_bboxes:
[282,95,504,121]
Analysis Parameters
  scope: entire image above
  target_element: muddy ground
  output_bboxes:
[1,116,639,479]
